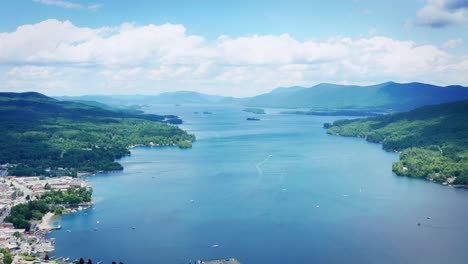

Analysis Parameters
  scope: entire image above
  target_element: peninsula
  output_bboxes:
[0,92,195,263]
[324,99,468,186]
[0,92,195,177]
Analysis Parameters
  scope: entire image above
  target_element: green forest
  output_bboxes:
[325,100,468,185]
[0,92,195,176]
[6,188,92,230]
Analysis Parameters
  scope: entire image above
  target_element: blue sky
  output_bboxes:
[0,0,467,96]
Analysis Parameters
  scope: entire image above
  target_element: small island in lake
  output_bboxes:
[243,108,265,114]
[246,117,261,121]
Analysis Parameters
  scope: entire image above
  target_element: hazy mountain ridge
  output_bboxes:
[56,82,468,112]
[55,91,227,106]
[243,82,468,111]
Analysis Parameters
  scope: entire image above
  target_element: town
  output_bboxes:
[0,170,91,264]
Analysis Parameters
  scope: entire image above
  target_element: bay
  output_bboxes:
[49,104,468,264]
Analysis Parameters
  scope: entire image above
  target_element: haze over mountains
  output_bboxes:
[57,82,468,112]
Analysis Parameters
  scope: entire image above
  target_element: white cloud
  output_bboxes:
[33,0,81,9]
[0,19,467,96]
[33,0,102,10]
[410,0,468,28]
[443,38,464,48]
[87,4,102,11]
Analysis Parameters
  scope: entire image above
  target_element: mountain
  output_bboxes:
[269,86,307,94]
[0,91,55,102]
[242,82,468,111]
[2,93,182,124]
[148,91,226,104]
[325,99,468,185]
[56,82,468,113]
[0,92,194,176]
[70,100,145,115]
[56,91,227,106]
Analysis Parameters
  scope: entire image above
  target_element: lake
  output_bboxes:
[49,104,468,264]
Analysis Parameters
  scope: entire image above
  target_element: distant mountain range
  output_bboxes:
[240,82,468,111]
[56,82,468,112]
[56,91,228,106]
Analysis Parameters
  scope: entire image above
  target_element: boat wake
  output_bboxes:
[256,154,273,175]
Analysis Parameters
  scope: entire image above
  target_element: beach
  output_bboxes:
[37,212,57,231]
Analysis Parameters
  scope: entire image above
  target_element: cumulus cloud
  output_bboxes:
[410,0,468,27]
[0,19,467,96]
[33,0,102,10]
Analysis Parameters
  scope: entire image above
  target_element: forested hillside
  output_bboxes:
[325,100,468,185]
[0,92,195,176]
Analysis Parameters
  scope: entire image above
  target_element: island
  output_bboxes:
[243,108,265,114]
[324,99,468,186]
[246,117,261,121]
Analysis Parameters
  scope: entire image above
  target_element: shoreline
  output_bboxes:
[44,141,191,260]
[325,129,466,189]
[37,212,58,231]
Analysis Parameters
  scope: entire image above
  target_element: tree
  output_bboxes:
[0,248,13,264]
[79,258,85,264]
[87,259,93,264]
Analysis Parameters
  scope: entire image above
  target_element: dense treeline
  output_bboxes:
[5,188,93,230]
[282,110,382,116]
[6,200,49,230]
[326,100,468,185]
[40,188,92,205]
[0,92,195,176]
[0,248,13,264]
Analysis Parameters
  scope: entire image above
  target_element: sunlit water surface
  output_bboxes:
[49,104,468,264]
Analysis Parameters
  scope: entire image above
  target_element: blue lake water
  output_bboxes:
[50,104,468,264]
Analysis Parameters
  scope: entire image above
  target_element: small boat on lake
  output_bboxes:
[246,117,260,121]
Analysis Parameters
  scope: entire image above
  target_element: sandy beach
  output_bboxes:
[37,212,57,230]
